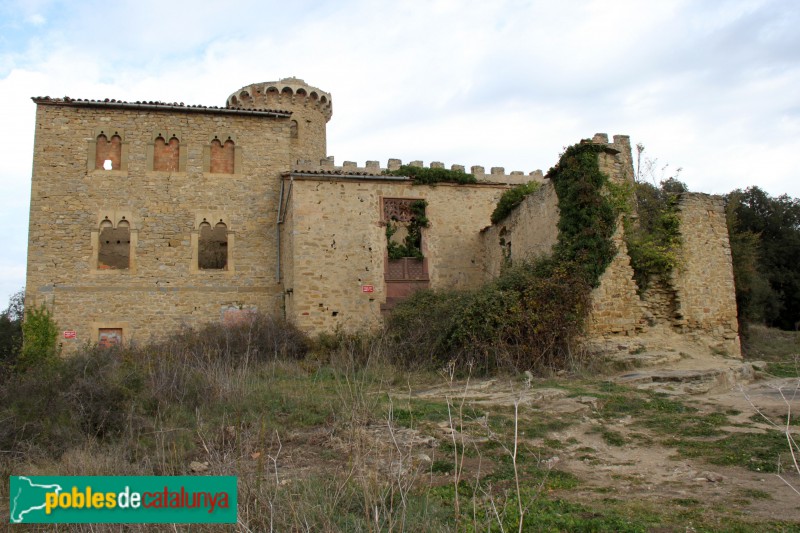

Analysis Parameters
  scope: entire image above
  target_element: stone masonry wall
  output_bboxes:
[26,103,294,352]
[281,177,506,332]
[672,193,740,355]
[481,182,560,279]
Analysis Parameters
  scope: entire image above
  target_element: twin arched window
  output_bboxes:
[98,218,130,269]
[198,220,228,270]
[95,133,122,170]
[153,136,180,172]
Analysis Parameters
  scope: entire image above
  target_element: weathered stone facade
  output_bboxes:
[25,77,740,356]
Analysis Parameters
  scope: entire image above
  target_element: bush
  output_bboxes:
[18,303,59,371]
[385,165,477,185]
[386,259,591,374]
[0,313,310,459]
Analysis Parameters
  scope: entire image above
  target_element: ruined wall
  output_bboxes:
[481,182,560,279]
[281,176,506,332]
[585,222,645,336]
[672,194,740,354]
[26,102,293,351]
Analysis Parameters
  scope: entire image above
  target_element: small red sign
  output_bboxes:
[63,330,77,339]
[361,285,374,293]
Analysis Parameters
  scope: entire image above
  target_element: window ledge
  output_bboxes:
[89,170,129,177]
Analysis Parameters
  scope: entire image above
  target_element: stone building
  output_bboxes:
[25,78,740,355]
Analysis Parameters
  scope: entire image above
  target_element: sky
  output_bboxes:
[0,0,798,305]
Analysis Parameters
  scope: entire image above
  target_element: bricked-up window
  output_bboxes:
[210,138,235,174]
[290,120,298,139]
[95,133,122,170]
[98,328,122,349]
[199,221,228,270]
[153,136,179,171]
[98,219,130,269]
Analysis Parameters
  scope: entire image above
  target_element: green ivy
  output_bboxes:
[385,165,477,185]
[548,142,618,287]
[624,181,683,293]
[490,181,542,224]
[386,200,430,259]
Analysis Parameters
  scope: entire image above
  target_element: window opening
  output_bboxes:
[98,219,130,269]
[153,135,180,171]
[95,133,122,170]
[210,138,235,174]
[199,220,228,270]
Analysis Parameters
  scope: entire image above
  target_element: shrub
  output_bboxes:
[18,303,59,371]
[385,165,477,185]
[386,259,591,374]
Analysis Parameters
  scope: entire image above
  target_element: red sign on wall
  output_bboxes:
[63,330,77,339]
[361,285,374,293]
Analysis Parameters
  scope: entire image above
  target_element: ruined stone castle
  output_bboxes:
[25,77,740,355]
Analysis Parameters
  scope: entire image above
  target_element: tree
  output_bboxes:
[725,187,800,330]
[0,289,24,366]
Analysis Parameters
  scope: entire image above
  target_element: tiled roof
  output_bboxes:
[31,96,292,118]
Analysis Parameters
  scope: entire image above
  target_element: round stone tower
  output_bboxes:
[227,77,332,163]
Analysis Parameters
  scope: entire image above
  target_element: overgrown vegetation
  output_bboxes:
[624,178,685,293]
[18,301,59,371]
[385,164,477,185]
[386,258,591,373]
[725,186,800,331]
[386,141,620,374]
[0,288,23,376]
[386,199,429,259]
[549,142,620,287]
[490,181,541,224]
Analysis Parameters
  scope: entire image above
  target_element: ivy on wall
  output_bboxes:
[548,142,618,288]
[386,200,430,259]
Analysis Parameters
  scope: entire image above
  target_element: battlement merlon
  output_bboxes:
[590,133,634,184]
[227,78,333,122]
[290,157,545,185]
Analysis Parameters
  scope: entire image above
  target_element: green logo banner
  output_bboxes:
[9,476,237,524]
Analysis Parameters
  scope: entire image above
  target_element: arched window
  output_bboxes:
[153,136,180,171]
[210,138,235,174]
[198,220,228,270]
[95,133,122,170]
[98,218,130,269]
[290,120,299,139]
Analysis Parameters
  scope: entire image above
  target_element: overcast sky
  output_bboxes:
[1,0,798,304]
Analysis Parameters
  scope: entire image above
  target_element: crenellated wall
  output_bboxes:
[293,157,545,186]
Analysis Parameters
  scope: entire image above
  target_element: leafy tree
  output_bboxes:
[726,187,800,330]
[0,289,24,369]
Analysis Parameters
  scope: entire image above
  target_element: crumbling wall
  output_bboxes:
[672,194,741,355]
[481,182,560,279]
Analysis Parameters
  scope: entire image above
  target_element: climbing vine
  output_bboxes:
[386,200,430,259]
[548,142,619,287]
